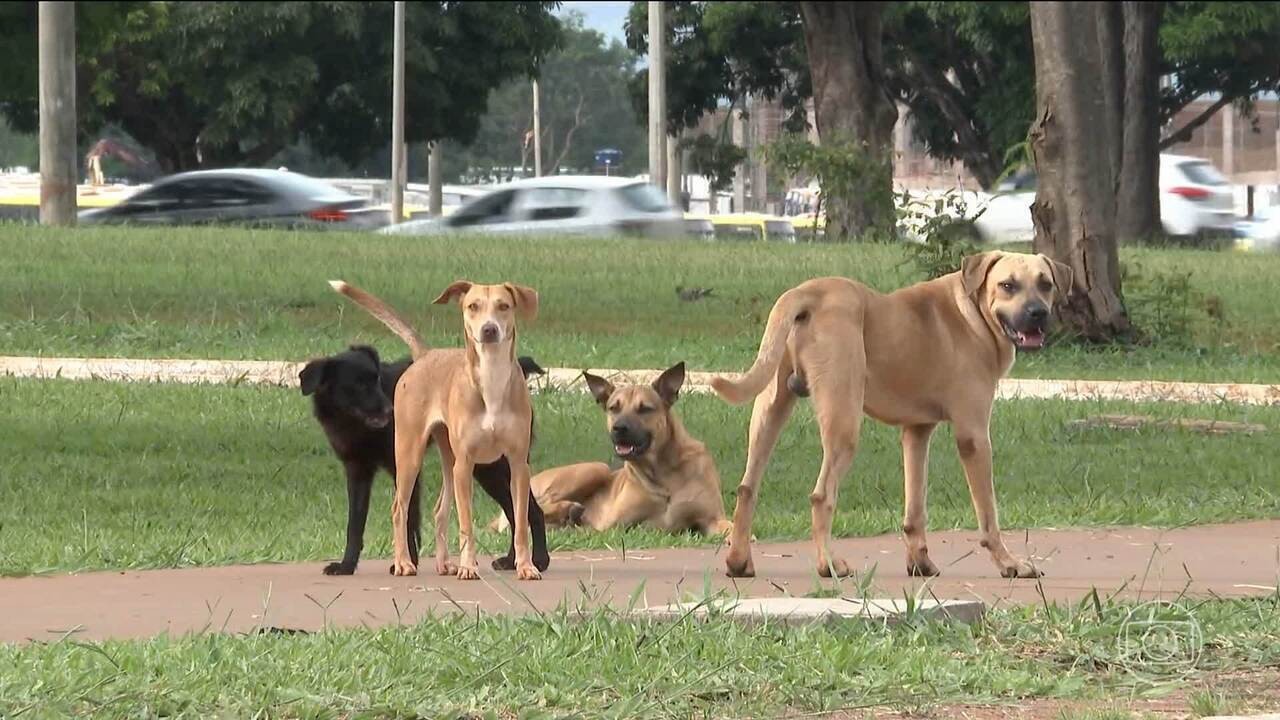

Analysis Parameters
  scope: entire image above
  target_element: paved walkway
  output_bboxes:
[2,521,1276,644]
[3,355,1280,405]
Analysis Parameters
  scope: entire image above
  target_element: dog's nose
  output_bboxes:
[611,421,634,439]
[1025,304,1049,325]
[480,322,501,343]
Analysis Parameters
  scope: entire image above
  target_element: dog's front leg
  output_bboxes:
[902,423,940,577]
[324,462,375,575]
[433,433,458,576]
[509,457,541,580]
[954,423,1041,579]
[451,457,480,580]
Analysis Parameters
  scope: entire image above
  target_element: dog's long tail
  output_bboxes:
[329,280,430,360]
[709,285,816,405]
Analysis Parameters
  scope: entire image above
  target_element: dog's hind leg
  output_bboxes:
[901,424,940,577]
[475,458,550,572]
[432,431,458,576]
[725,371,797,578]
[807,334,865,579]
[390,424,429,577]
[407,468,423,568]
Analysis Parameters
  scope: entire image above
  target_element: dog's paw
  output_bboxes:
[435,557,458,576]
[906,558,940,577]
[1000,559,1043,579]
[491,553,517,571]
[389,558,418,576]
[455,564,481,581]
[323,561,356,576]
[533,552,551,572]
[725,551,755,578]
[516,563,542,581]
[817,556,853,578]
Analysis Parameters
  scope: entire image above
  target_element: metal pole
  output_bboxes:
[532,78,542,177]
[390,1,406,225]
[428,141,442,216]
[666,132,681,205]
[39,1,77,226]
[647,1,666,189]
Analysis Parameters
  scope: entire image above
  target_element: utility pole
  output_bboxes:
[647,1,666,189]
[428,142,442,216]
[390,0,406,225]
[532,78,543,177]
[39,1,77,226]
[666,132,681,206]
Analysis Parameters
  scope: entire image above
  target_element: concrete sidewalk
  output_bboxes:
[3,355,1280,405]
[2,520,1276,644]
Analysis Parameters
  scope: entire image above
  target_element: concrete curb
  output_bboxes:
[3,355,1279,405]
[633,597,986,626]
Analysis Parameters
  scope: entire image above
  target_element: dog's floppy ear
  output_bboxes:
[582,371,615,407]
[349,345,381,367]
[432,280,473,305]
[299,359,328,396]
[961,251,1003,298]
[1038,253,1075,303]
[503,283,539,321]
[651,362,686,407]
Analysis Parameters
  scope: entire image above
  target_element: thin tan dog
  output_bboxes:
[710,251,1072,580]
[491,363,734,536]
[330,279,543,581]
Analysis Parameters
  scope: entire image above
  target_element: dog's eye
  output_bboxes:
[496,302,510,312]
[1037,280,1053,293]
[467,302,480,312]
[636,404,654,414]
[998,281,1017,293]
[608,402,621,413]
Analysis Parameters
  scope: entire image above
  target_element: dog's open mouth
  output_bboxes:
[999,315,1046,350]
[613,440,649,459]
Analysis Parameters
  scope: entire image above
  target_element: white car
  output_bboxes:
[971,153,1236,245]
[378,175,684,238]
[1234,205,1280,252]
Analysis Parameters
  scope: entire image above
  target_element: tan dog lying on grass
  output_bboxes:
[331,279,544,581]
[710,251,1072,581]
[490,363,734,537]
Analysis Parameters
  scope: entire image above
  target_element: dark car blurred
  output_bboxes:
[78,169,387,229]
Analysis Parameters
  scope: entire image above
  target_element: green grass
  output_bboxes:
[3,376,1278,576]
[4,224,1280,382]
[2,596,1278,718]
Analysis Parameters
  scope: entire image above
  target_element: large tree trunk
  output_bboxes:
[798,2,898,240]
[1116,2,1164,243]
[1028,1,1132,341]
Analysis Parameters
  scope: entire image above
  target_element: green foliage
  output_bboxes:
[0,116,37,168]
[1122,261,1227,348]
[763,134,896,240]
[0,2,562,171]
[680,133,747,194]
[451,11,646,180]
[901,189,985,280]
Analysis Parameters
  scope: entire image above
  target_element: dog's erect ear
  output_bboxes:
[961,251,1003,298]
[652,362,686,407]
[517,355,546,378]
[1038,254,1075,303]
[349,345,381,367]
[503,283,539,321]
[432,280,473,305]
[299,359,328,396]
[582,371,615,407]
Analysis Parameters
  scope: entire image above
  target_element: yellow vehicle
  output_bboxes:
[684,212,797,243]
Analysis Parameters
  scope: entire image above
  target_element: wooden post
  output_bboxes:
[666,133,681,205]
[647,1,666,189]
[428,142,442,216]
[39,1,77,226]
[390,1,406,225]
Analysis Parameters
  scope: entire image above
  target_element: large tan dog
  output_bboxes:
[330,279,543,581]
[493,363,734,536]
[710,251,1072,580]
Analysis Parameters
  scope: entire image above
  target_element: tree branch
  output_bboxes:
[1159,94,1232,149]
[549,92,587,174]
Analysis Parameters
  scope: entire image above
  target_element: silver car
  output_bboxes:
[378,175,684,238]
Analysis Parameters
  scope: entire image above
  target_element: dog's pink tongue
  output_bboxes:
[615,444,634,456]
[1019,329,1046,348]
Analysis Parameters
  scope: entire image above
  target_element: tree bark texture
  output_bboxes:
[798,2,898,240]
[1029,1,1132,341]
[1117,1,1164,242]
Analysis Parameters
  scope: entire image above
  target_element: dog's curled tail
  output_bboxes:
[329,280,430,360]
[709,285,815,405]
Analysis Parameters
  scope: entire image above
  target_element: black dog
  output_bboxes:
[301,345,550,575]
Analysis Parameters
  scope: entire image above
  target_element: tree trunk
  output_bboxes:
[798,2,898,240]
[1116,2,1164,242]
[1028,1,1132,341]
